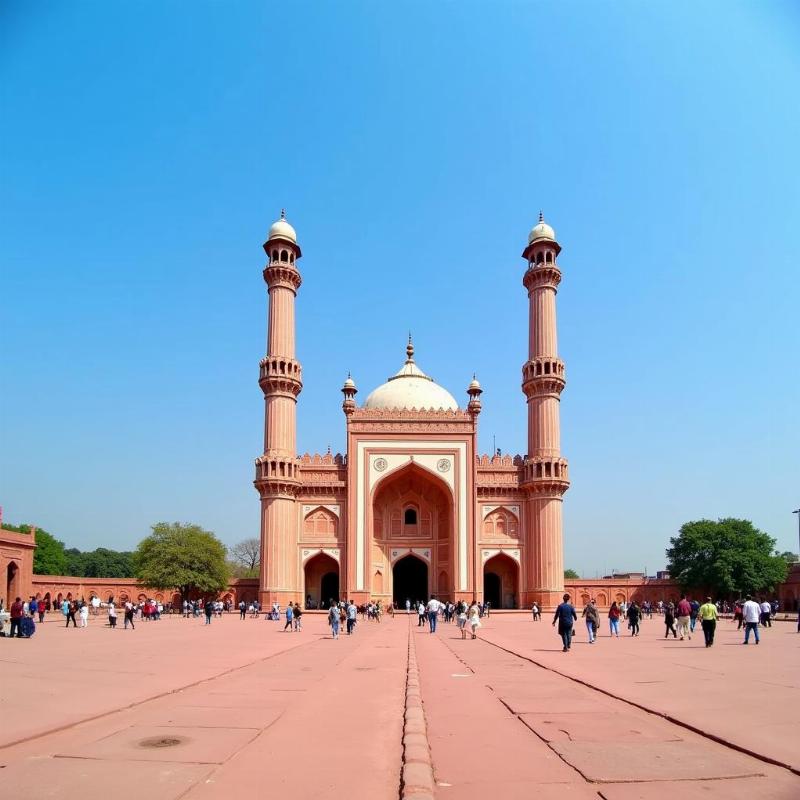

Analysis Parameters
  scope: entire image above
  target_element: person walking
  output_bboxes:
[204,600,214,625]
[239,600,246,620]
[676,595,692,640]
[37,598,46,624]
[124,601,136,629]
[552,593,578,652]
[663,602,677,639]
[346,600,357,635]
[698,596,718,647]
[467,600,481,639]
[608,601,621,637]
[65,600,78,628]
[283,602,294,631]
[742,595,761,645]
[417,601,426,627]
[457,601,468,639]
[759,598,772,628]
[9,597,24,638]
[79,601,89,628]
[328,603,340,639]
[426,596,441,633]
[627,601,641,637]
[405,599,411,614]
[293,602,303,631]
[689,598,700,633]
[107,598,118,628]
[531,602,540,621]
[582,599,599,644]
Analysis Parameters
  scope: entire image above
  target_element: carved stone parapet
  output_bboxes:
[522,358,565,397]
[263,263,302,292]
[523,264,561,292]
[259,356,303,397]
[519,456,570,496]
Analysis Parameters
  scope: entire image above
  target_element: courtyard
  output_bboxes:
[0,611,797,799]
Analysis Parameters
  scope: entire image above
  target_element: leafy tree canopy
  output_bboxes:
[779,551,798,564]
[564,568,580,579]
[134,522,230,600]
[666,518,788,597]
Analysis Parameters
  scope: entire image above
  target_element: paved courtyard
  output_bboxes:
[0,610,798,799]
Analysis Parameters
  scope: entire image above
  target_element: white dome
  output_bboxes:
[268,211,297,244]
[363,342,459,411]
[528,212,556,245]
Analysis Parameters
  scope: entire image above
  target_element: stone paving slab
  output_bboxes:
[596,774,800,800]
[55,724,259,764]
[550,740,764,783]
[0,757,213,800]
[480,617,800,772]
[518,711,682,743]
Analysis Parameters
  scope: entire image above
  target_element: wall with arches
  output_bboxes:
[1,527,36,604]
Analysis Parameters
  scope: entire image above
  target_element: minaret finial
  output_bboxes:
[539,210,544,223]
[280,208,286,220]
[406,332,414,362]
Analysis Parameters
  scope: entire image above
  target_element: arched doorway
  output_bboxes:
[483,553,519,609]
[372,461,453,604]
[6,561,20,602]
[304,553,340,609]
[393,555,428,606]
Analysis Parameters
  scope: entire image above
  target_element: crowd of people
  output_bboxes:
[549,592,794,652]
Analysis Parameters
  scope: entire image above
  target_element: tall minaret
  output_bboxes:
[520,213,570,609]
[254,211,303,608]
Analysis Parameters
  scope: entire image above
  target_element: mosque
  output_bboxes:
[255,211,569,610]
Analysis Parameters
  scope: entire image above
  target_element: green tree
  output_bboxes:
[28,527,68,575]
[82,548,135,578]
[65,548,87,576]
[564,568,580,579]
[134,522,230,602]
[779,551,798,564]
[666,518,788,597]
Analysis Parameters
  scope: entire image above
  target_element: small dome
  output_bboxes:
[342,374,356,390]
[468,375,482,392]
[528,211,556,245]
[363,340,458,411]
[268,209,297,244]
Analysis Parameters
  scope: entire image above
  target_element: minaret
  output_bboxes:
[520,212,569,609]
[254,210,303,608]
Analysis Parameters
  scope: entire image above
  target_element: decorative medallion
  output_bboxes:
[374,457,388,472]
[436,458,451,473]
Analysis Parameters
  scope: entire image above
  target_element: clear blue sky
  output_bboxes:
[2,2,799,576]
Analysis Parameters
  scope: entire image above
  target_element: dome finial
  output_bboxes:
[539,210,544,223]
[406,332,414,362]
[280,208,286,220]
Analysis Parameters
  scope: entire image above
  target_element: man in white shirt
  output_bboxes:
[742,595,761,645]
[426,596,442,633]
[758,599,772,628]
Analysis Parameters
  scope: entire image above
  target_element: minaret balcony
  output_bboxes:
[520,457,570,496]
[523,264,562,292]
[259,357,303,397]
[254,454,301,497]
[522,358,565,396]
[263,263,302,291]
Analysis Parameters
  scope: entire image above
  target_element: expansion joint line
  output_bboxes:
[399,619,436,800]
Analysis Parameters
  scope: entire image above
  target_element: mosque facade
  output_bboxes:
[255,212,569,610]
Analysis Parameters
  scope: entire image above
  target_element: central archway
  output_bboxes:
[393,555,428,606]
[372,461,453,604]
[6,561,20,603]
